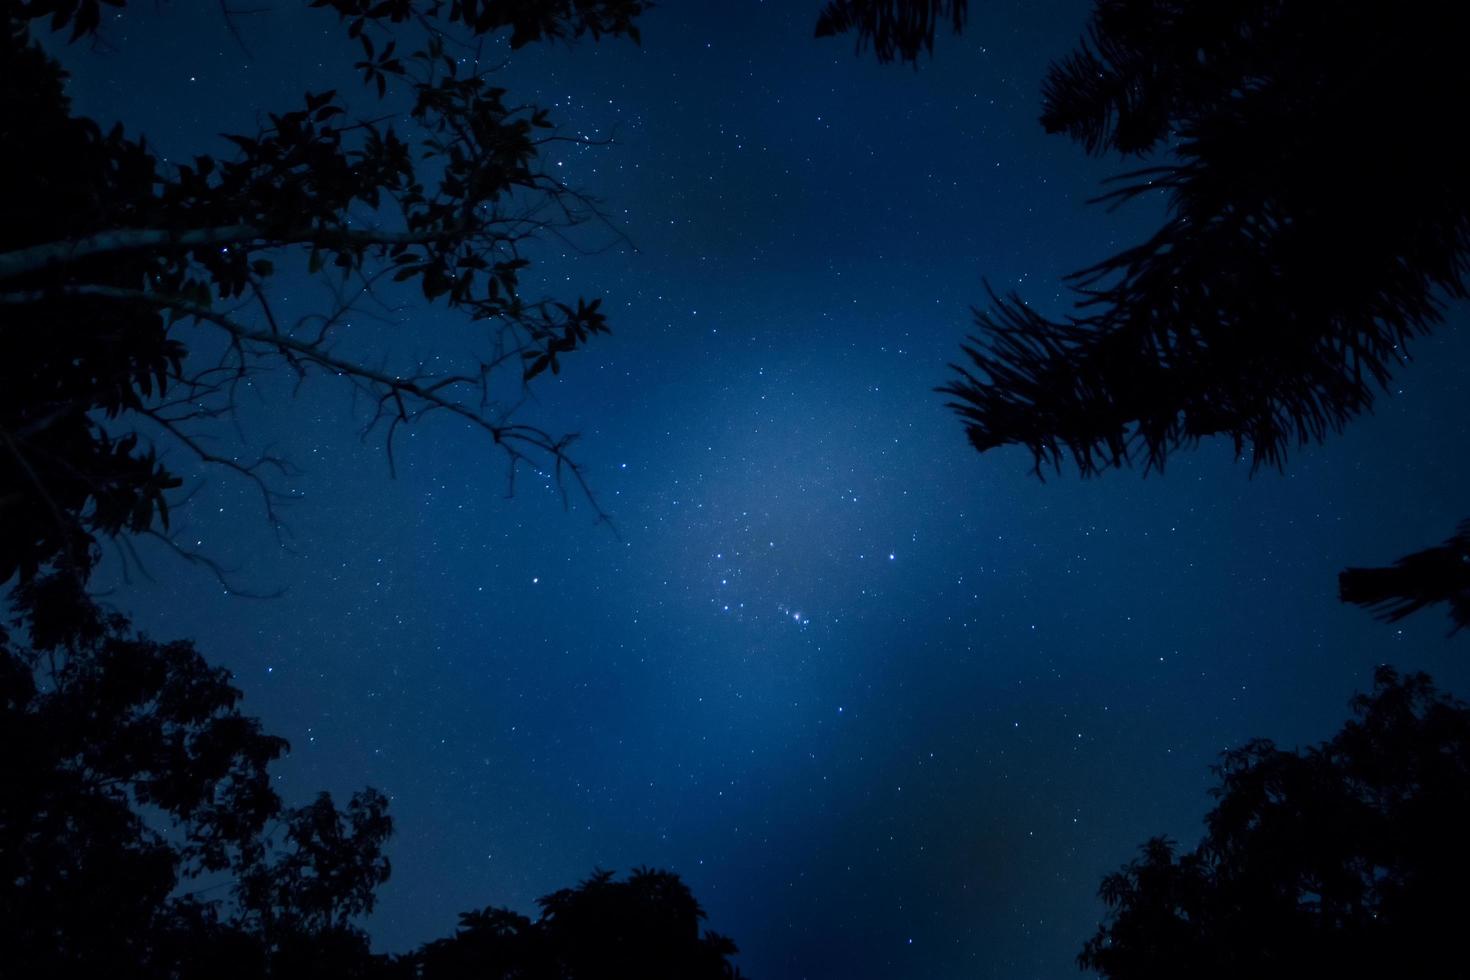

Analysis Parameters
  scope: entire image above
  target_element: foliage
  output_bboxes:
[308,0,647,49]
[899,1,1470,630]
[1340,520,1470,634]
[814,0,967,64]
[238,789,394,940]
[0,0,637,592]
[940,2,1470,478]
[417,867,742,979]
[0,10,184,584]
[1080,667,1470,979]
[0,574,390,977]
[1,577,739,976]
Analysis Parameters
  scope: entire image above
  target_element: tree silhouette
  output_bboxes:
[2,576,740,976]
[1,0,643,593]
[941,2,1469,477]
[235,788,394,963]
[1079,666,1470,979]
[814,0,968,64]
[1,6,745,970]
[899,1,1470,630]
[416,868,742,979]
[0,571,391,976]
[1340,520,1470,634]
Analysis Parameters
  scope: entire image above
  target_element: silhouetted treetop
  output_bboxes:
[1079,666,1470,979]
[815,0,967,64]
[418,867,742,979]
[1,577,392,976]
[1340,520,1470,634]
[3,579,740,976]
[941,2,1470,477]
[237,789,394,940]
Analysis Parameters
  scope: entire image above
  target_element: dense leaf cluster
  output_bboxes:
[0,575,390,977]
[942,1,1470,476]
[1081,667,1470,978]
[1340,520,1470,634]
[419,868,741,979]
[2,576,742,976]
[0,12,183,582]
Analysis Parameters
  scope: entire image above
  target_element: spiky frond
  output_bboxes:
[947,2,1470,476]
[815,0,967,64]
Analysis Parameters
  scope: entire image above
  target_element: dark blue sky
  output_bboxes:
[58,2,1470,977]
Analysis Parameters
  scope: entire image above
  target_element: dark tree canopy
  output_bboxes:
[1,0,638,593]
[941,2,1470,477]
[417,868,742,979]
[1080,667,1470,979]
[2,575,740,976]
[307,0,647,49]
[0,573,391,978]
[1340,520,1470,634]
[814,0,967,64]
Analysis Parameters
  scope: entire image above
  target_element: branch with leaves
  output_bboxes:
[941,2,1470,478]
[1340,521,1470,635]
[1,0,638,588]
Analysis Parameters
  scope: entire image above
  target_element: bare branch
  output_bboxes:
[0,283,616,530]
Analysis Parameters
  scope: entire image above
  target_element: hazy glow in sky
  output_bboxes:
[63,2,1470,977]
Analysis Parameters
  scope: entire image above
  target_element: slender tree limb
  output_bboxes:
[0,223,476,282]
[0,282,616,531]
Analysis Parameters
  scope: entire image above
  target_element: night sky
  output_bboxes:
[54,2,1470,978]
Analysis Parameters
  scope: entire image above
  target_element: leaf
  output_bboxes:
[222,134,259,154]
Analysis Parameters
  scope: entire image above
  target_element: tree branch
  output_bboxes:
[0,222,472,282]
[0,282,616,531]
